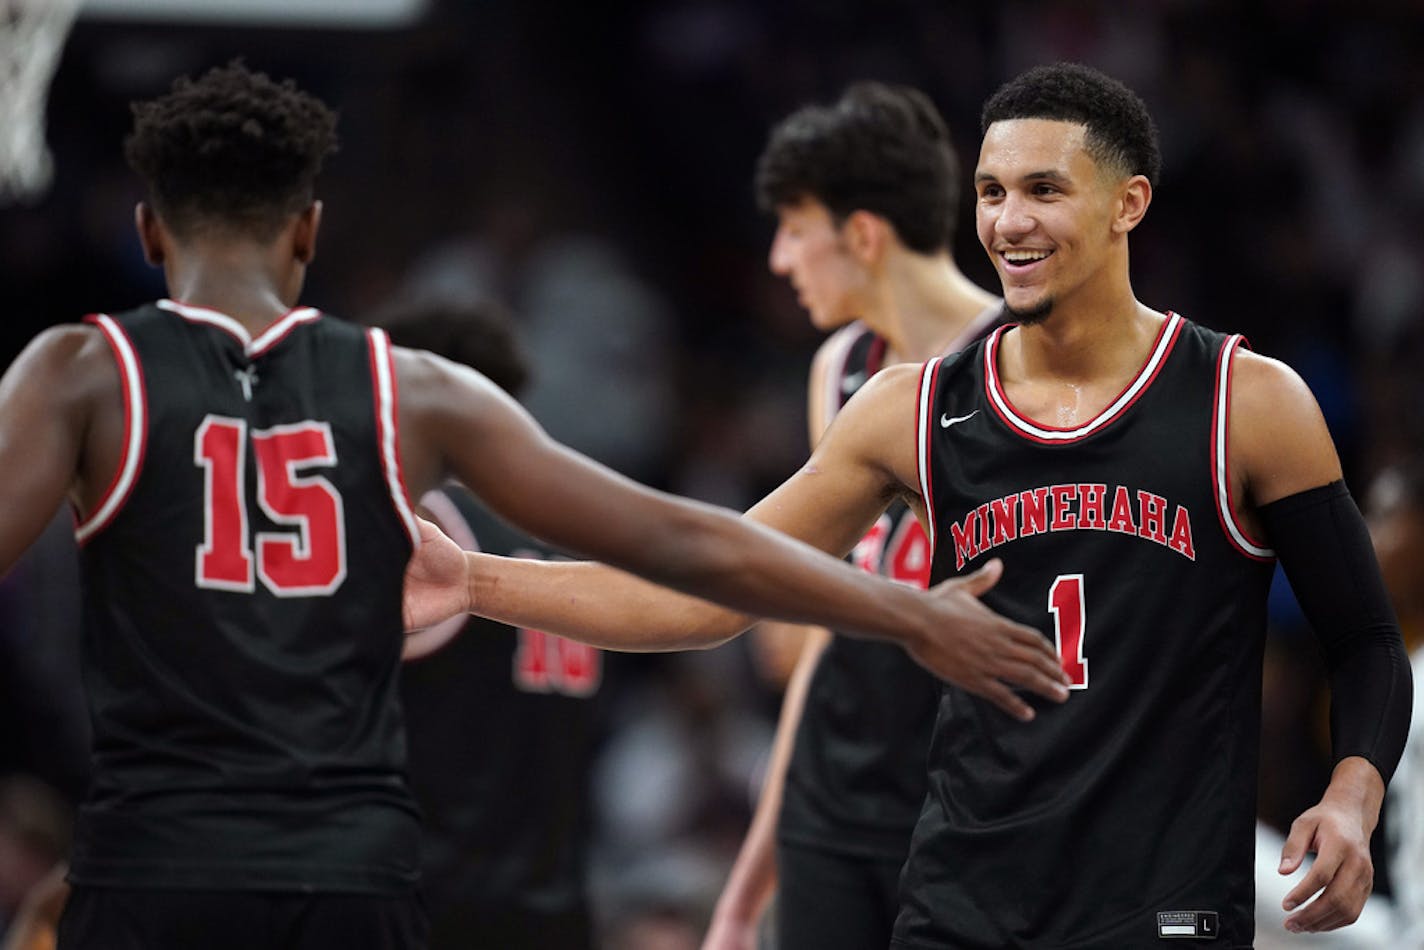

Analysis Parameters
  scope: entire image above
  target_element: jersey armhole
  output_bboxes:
[367,328,422,549]
[75,314,148,545]
[915,357,944,557]
[1211,335,1275,561]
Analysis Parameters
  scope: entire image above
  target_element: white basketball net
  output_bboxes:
[0,0,80,206]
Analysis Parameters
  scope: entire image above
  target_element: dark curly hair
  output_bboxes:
[370,296,531,399]
[981,63,1161,187]
[755,81,960,254]
[124,61,339,240]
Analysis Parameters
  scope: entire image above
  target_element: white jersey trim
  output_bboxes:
[985,312,1183,442]
[157,298,321,358]
[820,320,868,427]
[75,315,146,544]
[916,357,944,553]
[368,328,422,548]
[1213,335,1274,559]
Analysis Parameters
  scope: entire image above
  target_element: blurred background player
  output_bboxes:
[374,296,605,950]
[705,82,1001,950]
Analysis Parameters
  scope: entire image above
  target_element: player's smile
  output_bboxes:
[997,247,1054,276]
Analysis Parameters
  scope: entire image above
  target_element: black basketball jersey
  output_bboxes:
[780,307,1001,860]
[69,299,423,895]
[401,486,603,944]
[892,314,1275,949]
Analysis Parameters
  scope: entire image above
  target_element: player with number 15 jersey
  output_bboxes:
[72,299,422,895]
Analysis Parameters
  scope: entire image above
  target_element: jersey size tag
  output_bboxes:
[1157,911,1218,939]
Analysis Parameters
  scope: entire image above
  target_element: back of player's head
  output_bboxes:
[981,62,1161,187]
[755,81,960,254]
[371,297,530,399]
[124,61,339,241]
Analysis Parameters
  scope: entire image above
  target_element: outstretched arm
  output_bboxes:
[400,354,1069,718]
[1229,349,1412,934]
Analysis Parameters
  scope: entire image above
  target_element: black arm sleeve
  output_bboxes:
[1260,479,1412,785]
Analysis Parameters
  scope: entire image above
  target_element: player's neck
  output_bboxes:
[870,251,996,365]
[1010,293,1161,384]
[163,244,302,331]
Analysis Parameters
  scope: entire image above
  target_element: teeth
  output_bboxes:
[1003,250,1050,263]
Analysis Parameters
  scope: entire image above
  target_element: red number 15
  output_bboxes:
[195,416,347,597]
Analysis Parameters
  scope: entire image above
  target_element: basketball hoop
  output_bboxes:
[0,0,80,206]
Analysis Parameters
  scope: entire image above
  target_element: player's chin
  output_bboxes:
[1003,293,1054,325]
[807,302,853,332]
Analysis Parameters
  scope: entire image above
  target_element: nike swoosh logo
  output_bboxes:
[940,409,979,429]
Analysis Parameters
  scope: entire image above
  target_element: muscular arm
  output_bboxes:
[1230,349,1411,933]
[400,353,1069,716]
[0,327,111,577]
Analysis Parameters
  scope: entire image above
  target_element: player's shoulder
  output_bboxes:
[1228,346,1314,412]
[23,321,114,373]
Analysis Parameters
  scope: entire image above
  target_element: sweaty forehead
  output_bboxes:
[975,118,1093,181]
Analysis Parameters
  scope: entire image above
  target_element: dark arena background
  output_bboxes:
[1,2,1421,948]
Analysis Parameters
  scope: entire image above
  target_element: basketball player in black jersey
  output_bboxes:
[702,83,1001,950]
[378,298,604,950]
[406,62,1411,946]
[0,62,1067,949]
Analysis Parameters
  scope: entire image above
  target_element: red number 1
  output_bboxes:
[1048,573,1089,689]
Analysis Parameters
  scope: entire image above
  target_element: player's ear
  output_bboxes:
[843,209,889,266]
[292,200,322,265]
[1112,175,1152,235]
[134,202,165,266]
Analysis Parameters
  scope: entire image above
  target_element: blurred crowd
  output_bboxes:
[2,0,1422,946]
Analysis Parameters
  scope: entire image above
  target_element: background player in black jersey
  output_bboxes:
[405,61,1412,946]
[374,296,605,950]
[0,61,1068,950]
[701,83,1001,950]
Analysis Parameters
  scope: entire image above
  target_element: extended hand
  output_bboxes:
[402,517,473,631]
[907,559,1069,721]
[1277,792,1376,933]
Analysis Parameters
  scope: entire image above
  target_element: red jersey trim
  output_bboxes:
[984,312,1184,445]
[75,315,148,544]
[367,328,421,548]
[916,357,945,555]
[1212,335,1274,561]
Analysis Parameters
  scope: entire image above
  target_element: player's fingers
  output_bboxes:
[1002,622,1070,683]
[1278,816,1316,875]
[998,660,1071,703]
[1285,884,1363,933]
[957,558,1004,597]
[974,678,1036,722]
[1282,855,1336,912]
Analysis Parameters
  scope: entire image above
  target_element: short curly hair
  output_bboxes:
[755,82,960,254]
[981,63,1160,187]
[124,61,339,240]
